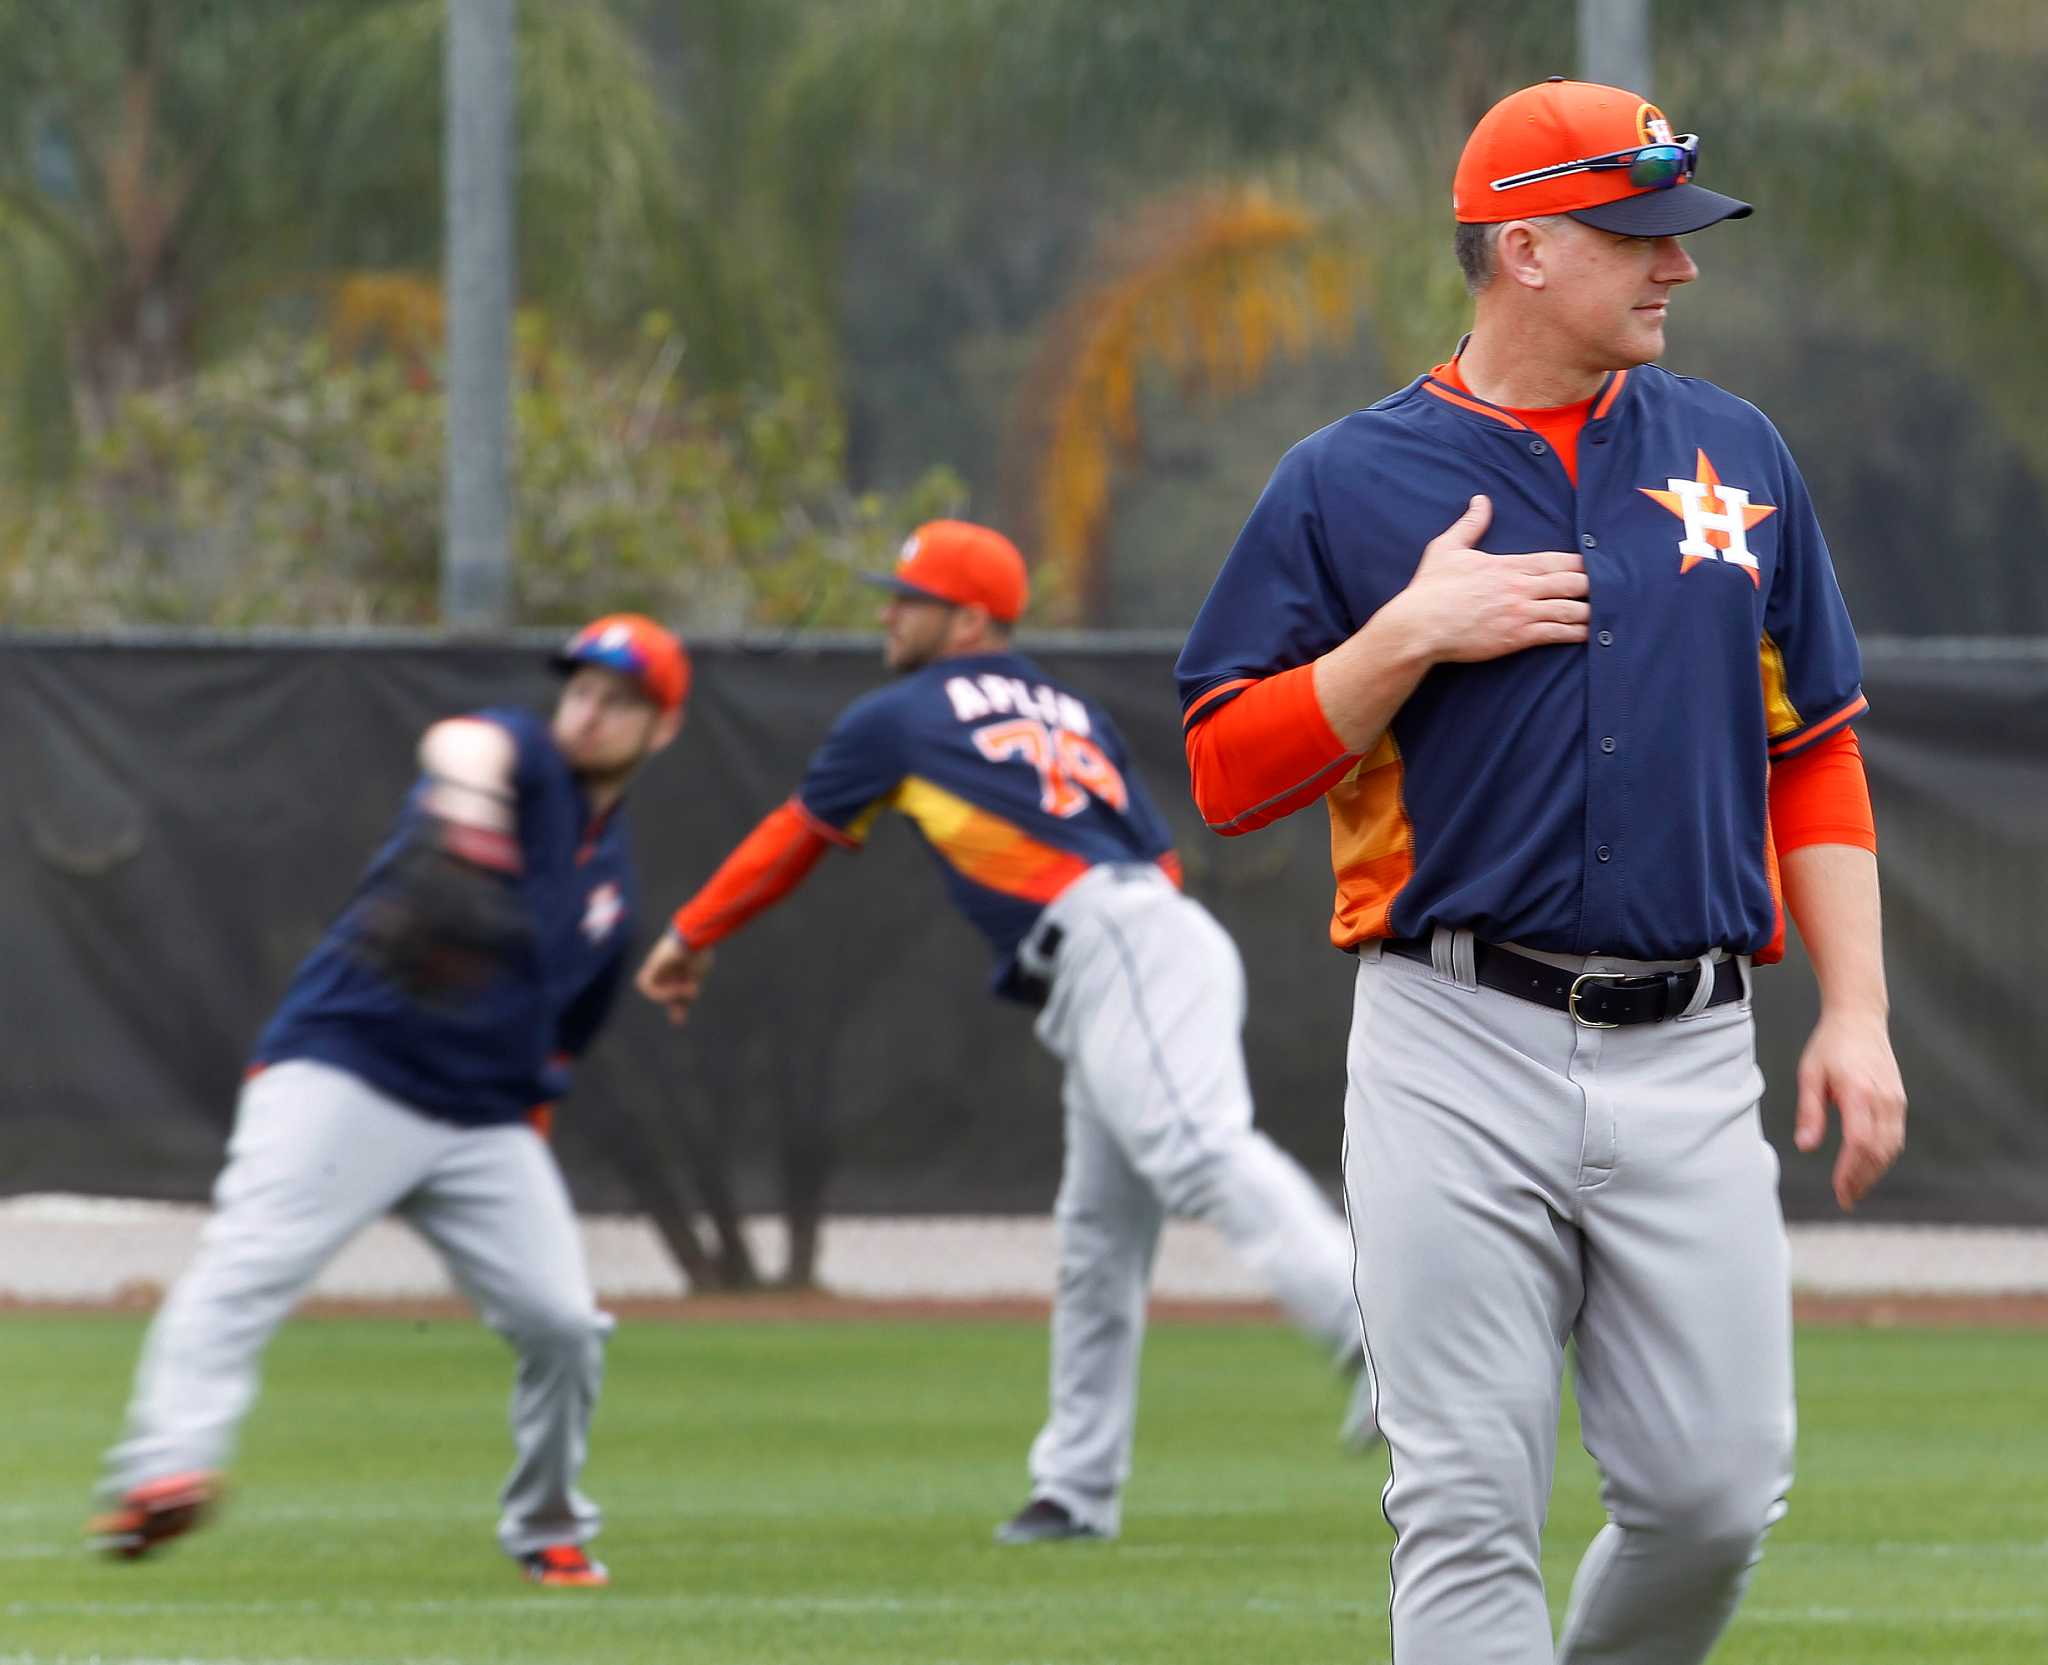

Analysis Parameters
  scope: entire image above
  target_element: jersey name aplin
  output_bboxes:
[797,652,1176,996]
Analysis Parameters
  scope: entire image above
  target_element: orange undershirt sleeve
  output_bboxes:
[1768,727,1876,855]
[1184,664,1360,835]
[671,797,834,949]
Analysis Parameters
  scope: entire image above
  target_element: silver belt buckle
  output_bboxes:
[1568,971,1631,1029]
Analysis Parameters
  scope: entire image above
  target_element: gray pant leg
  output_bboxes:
[1027,875,1364,1530]
[1556,1003,1795,1665]
[1203,1128,1364,1362]
[406,1122,611,1557]
[1344,954,1584,1664]
[1025,1072,1164,1537]
[103,1062,442,1497]
[1074,889,1361,1357]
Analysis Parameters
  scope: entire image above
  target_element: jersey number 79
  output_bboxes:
[973,718,1130,818]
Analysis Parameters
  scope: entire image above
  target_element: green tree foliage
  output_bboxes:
[835,0,2048,624]
[647,0,860,394]
[5,1,2043,632]
[0,0,992,634]
[0,322,961,630]
[0,0,677,470]
[861,0,1573,173]
[1662,0,2048,481]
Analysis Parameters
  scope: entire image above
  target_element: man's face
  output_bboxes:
[881,595,961,673]
[551,666,670,779]
[1538,218,1700,370]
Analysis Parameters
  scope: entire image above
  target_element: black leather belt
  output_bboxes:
[1008,922,1065,1009]
[1381,935,1744,1028]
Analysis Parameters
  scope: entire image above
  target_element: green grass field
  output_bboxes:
[3,1313,2044,1664]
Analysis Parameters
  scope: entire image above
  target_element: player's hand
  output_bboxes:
[1793,1008,1907,1211]
[635,931,716,1027]
[1389,496,1591,665]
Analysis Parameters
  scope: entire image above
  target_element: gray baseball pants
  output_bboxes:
[101,1059,611,1558]
[1344,932,1795,1665]
[1021,864,1365,1536]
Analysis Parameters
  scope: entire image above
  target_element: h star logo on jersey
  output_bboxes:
[580,881,623,944]
[1640,451,1777,586]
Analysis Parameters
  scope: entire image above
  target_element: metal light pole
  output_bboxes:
[442,0,516,629]
[1578,0,1653,97]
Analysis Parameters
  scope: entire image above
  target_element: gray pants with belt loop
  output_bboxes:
[1021,863,1366,1536]
[1345,929,1794,1664]
[101,1058,612,1558]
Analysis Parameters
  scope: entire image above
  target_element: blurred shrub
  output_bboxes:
[0,317,963,632]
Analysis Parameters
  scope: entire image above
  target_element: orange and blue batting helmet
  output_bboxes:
[552,614,691,713]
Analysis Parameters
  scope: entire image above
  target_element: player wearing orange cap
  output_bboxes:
[91,616,689,1587]
[1177,80,1904,1662]
[637,521,1378,1543]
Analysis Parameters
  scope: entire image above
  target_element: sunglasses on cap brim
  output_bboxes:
[1489,134,1700,195]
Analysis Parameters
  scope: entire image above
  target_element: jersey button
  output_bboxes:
[1600,736,1617,753]
[1597,630,1614,646]
[1529,439,1548,456]
[1596,844,1613,862]
[1580,533,1598,549]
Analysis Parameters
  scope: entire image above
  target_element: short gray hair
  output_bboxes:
[1454,216,1569,296]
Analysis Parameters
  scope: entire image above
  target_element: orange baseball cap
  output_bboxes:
[1454,78,1751,236]
[862,520,1030,623]
[552,614,691,713]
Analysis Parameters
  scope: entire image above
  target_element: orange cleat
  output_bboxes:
[88,1471,220,1561]
[518,1544,610,1587]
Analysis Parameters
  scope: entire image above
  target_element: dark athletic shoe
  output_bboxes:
[88,1471,220,1560]
[993,1497,1105,1545]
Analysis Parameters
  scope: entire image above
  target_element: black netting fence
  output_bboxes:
[4,636,2043,1284]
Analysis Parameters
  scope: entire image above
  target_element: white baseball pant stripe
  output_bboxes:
[1343,934,1794,1665]
[102,1059,612,1557]
[1024,864,1364,1535]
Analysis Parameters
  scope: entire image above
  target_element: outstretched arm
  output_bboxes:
[635,798,835,1026]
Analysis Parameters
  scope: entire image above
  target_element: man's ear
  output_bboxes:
[950,603,996,650]
[1496,219,1552,291]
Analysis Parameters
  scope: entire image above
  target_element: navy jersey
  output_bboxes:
[795,652,1177,996]
[1176,363,1865,962]
[254,706,636,1125]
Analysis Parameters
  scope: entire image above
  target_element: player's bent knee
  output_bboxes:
[1384,1416,1558,1527]
[1053,1199,1144,1259]
[1386,1473,1548,1582]
[1145,1145,1233,1221]
[1629,1463,1790,1569]
[496,1301,609,1361]
[1052,1242,1146,1307]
